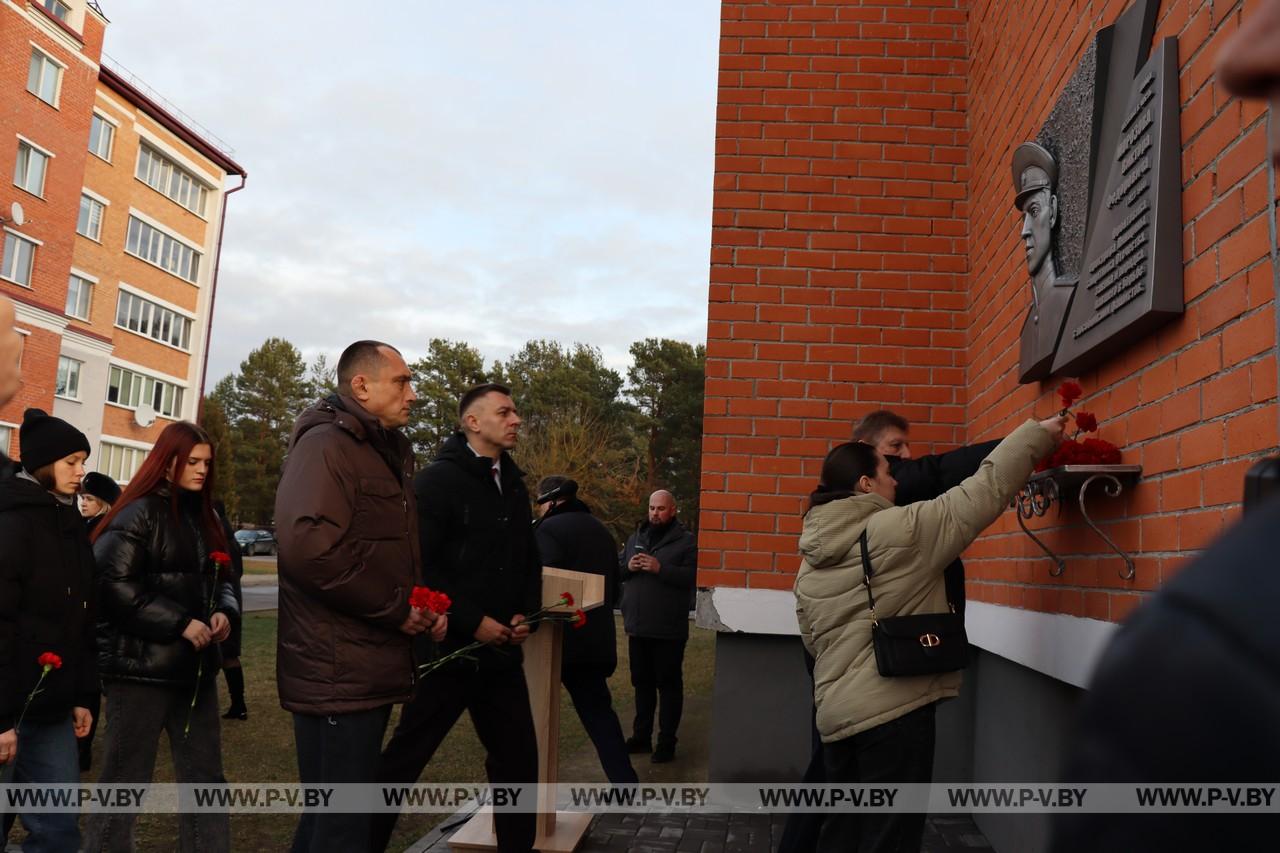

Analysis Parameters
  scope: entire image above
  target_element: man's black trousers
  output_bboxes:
[627,635,687,748]
[372,664,539,853]
[292,705,392,853]
[562,663,638,783]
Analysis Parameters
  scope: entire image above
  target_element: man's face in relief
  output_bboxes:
[1019,173,1056,277]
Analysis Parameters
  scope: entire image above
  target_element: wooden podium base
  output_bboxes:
[447,807,592,853]
[447,569,603,853]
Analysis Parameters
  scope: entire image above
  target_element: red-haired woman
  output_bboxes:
[83,422,238,853]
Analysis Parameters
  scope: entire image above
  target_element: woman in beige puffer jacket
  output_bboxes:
[794,416,1064,853]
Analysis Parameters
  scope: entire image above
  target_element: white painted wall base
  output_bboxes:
[697,586,1120,688]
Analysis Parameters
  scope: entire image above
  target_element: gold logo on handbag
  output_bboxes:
[919,633,942,648]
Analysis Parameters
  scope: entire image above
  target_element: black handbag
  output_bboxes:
[859,530,968,677]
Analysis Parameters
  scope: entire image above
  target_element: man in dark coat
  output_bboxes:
[373,383,542,853]
[854,409,1000,615]
[275,341,441,853]
[618,489,697,764]
[534,476,637,784]
[777,409,1000,853]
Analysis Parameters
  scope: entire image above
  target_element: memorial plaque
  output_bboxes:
[1051,38,1182,376]
[1011,0,1181,384]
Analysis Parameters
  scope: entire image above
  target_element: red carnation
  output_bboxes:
[210,551,231,566]
[1080,437,1122,464]
[409,586,432,610]
[37,652,62,670]
[1058,380,1083,410]
[570,609,587,630]
[560,591,575,607]
[425,590,452,615]
[1074,411,1098,433]
[410,586,451,614]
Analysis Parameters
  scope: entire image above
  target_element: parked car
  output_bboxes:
[234,528,276,556]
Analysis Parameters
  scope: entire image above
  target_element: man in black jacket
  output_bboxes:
[777,410,999,853]
[618,490,697,764]
[854,410,1000,615]
[373,383,542,853]
[534,476,637,784]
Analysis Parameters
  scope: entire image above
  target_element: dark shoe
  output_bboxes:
[651,743,676,763]
[625,736,652,754]
[222,705,248,721]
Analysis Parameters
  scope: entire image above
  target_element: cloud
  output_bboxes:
[103,0,719,382]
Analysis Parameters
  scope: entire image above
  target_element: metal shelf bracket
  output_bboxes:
[1010,465,1142,579]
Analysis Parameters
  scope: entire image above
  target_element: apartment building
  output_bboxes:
[0,0,245,481]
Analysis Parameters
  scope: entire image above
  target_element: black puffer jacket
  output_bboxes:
[416,432,542,671]
[618,519,697,640]
[0,474,98,731]
[93,489,239,688]
[535,498,618,672]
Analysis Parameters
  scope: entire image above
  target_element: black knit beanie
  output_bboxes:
[19,408,91,473]
[82,471,121,504]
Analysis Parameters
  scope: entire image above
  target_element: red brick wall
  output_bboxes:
[702,0,1278,621]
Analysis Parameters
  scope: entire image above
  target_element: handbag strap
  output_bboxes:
[859,529,879,624]
[858,528,957,624]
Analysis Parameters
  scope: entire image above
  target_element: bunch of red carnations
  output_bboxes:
[1036,380,1122,471]
[412,588,585,678]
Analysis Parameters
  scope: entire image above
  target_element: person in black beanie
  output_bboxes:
[534,476,638,784]
[0,409,98,851]
[75,471,121,771]
[80,471,121,534]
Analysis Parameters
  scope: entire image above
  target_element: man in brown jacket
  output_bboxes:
[275,340,446,853]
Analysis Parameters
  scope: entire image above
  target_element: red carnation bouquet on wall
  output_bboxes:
[1036,380,1122,471]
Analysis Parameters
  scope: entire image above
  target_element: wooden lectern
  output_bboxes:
[448,567,604,852]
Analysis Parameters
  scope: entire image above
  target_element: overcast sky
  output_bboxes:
[100,1,720,384]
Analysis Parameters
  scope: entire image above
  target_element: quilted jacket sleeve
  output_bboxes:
[94,503,189,642]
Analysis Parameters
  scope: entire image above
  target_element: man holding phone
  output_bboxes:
[618,490,697,763]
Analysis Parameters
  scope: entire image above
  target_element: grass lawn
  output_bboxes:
[64,610,715,853]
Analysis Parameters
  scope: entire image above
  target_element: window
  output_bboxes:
[115,290,192,349]
[42,0,70,21]
[77,194,104,241]
[136,143,209,216]
[99,442,146,484]
[66,274,93,320]
[107,365,185,419]
[125,216,201,283]
[55,356,81,399]
[88,114,114,161]
[26,49,61,107]
[14,141,49,196]
[1,233,36,287]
